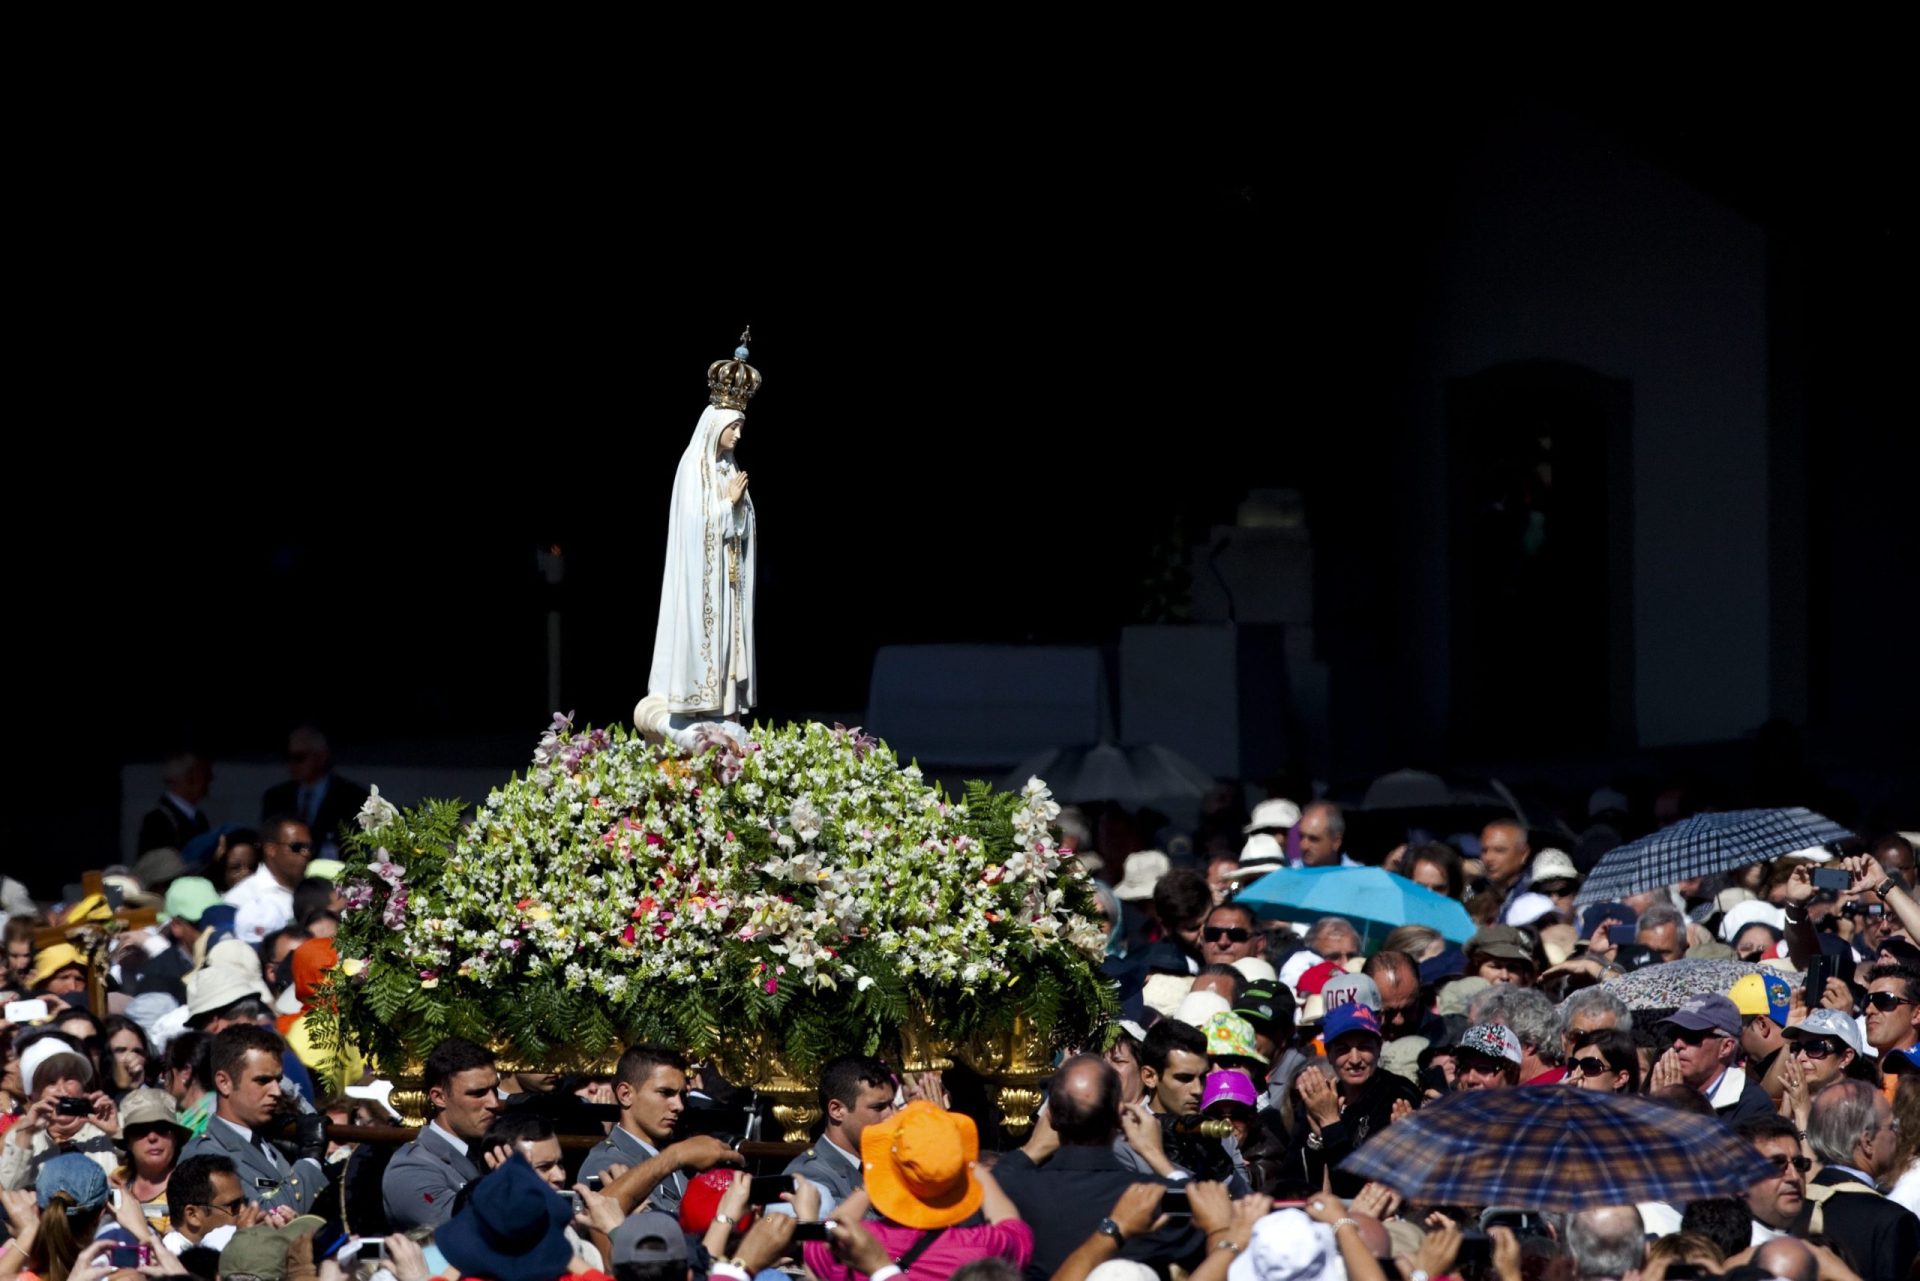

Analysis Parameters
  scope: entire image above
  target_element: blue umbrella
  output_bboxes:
[1574,807,1852,908]
[1233,866,1476,944]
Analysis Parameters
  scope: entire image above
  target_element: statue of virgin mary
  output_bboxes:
[637,332,759,746]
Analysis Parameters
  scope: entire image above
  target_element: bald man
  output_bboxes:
[994,1055,1201,1280]
[1567,1206,1644,1281]
[1750,1238,1815,1281]
[1297,802,1359,869]
[1478,820,1533,924]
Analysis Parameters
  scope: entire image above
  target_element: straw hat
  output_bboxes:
[861,1100,983,1230]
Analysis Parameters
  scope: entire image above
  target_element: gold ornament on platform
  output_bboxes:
[896,1000,957,1075]
[710,1027,822,1144]
[962,1013,1053,1134]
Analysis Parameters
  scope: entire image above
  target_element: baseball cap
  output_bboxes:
[36,1152,108,1211]
[680,1169,754,1235]
[1661,993,1741,1039]
[1466,925,1534,965]
[1458,1024,1523,1065]
[1201,1070,1259,1112]
[1322,1004,1383,1045]
[1319,972,1382,1018]
[1880,1045,1920,1076]
[1235,982,1295,1031]
[1728,973,1791,1028]
[1782,1008,1866,1057]
[615,1210,691,1268]
[159,876,223,927]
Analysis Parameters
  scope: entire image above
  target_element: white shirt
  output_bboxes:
[1886,1158,1920,1216]
[223,864,294,932]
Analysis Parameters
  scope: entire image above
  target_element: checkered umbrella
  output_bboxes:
[1573,807,1851,908]
[1339,1086,1775,1210]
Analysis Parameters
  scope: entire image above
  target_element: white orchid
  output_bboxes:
[356,785,401,834]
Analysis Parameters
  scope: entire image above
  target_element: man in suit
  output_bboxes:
[261,726,370,859]
[579,1044,739,1218]
[382,1037,503,1230]
[782,1055,895,1211]
[1799,1078,1919,1281]
[993,1055,1202,1281]
[178,1024,325,1215]
[137,752,212,857]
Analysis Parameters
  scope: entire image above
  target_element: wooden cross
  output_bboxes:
[32,869,160,1018]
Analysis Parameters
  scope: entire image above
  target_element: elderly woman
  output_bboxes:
[0,1033,119,1193]
[1280,1005,1419,1197]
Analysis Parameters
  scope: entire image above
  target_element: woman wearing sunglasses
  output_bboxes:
[1566,1028,1640,1094]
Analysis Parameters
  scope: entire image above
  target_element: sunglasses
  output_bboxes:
[282,841,314,854]
[1866,992,1917,1012]
[1669,1027,1724,1046]
[196,1196,249,1215]
[1765,1154,1812,1174]
[1204,927,1253,944]
[1571,1056,1615,1077]
[1792,1039,1843,1060]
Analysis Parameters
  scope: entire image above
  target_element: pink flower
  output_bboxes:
[645,833,663,846]
[764,976,778,994]
[622,925,637,945]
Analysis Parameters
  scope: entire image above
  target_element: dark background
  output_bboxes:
[9,65,1911,879]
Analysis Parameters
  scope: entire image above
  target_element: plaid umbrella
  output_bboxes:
[1339,1086,1775,1210]
[1573,807,1851,908]
[1595,957,1802,1012]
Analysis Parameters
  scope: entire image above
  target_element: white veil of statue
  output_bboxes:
[647,402,756,719]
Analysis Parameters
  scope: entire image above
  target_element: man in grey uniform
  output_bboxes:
[782,1055,895,1211]
[579,1044,739,1218]
[178,1025,325,1215]
[381,1036,503,1230]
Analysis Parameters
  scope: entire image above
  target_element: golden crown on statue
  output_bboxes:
[707,326,762,411]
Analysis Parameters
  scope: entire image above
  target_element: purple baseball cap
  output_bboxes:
[1201,1070,1259,1112]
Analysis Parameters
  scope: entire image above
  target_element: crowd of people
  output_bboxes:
[1,741,1916,1281]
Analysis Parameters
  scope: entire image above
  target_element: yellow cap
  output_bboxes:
[1728,972,1789,1025]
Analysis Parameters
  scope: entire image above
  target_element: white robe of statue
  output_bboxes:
[645,404,755,728]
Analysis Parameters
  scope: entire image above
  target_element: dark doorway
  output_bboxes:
[1446,361,1634,755]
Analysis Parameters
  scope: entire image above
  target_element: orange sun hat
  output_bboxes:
[860,1100,983,1230]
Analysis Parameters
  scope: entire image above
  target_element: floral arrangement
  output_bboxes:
[317,717,1116,1082]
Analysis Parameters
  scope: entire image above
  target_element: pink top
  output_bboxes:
[804,1220,1035,1281]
